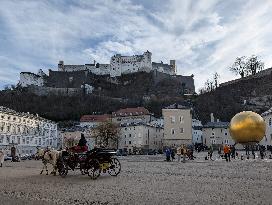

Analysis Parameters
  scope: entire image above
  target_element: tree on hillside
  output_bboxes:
[229,56,247,78]
[213,72,220,88]
[246,55,264,75]
[229,55,264,77]
[198,72,220,94]
[92,121,120,148]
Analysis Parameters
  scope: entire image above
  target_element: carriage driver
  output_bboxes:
[70,133,88,153]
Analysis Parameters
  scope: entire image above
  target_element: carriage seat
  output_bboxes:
[69,145,88,153]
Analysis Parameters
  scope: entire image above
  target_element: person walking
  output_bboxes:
[165,148,171,162]
[171,147,175,161]
[177,146,182,162]
[231,145,236,159]
[224,144,231,162]
[182,145,187,163]
[208,145,213,160]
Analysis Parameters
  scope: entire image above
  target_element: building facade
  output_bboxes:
[0,106,58,156]
[162,104,192,147]
[112,107,153,124]
[118,122,163,154]
[202,113,236,149]
[192,119,203,144]
[260,108,272,148]
[60,127,95,150]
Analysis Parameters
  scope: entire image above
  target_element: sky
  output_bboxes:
[1,0,272,91]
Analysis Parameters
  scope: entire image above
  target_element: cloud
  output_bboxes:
[0,0,272,91]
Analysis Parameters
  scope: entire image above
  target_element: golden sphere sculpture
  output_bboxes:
[229,111,266,144]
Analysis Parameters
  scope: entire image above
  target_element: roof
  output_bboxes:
[112,107,150,117]
[164,103,191,109]
[80,114,111,122]
[261,107,272,117]
[0,106,55,123]
[120,121,163,129]
[203,121,229,128]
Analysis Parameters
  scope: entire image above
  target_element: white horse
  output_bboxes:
[0,151,4,167]
[36,148,60,175]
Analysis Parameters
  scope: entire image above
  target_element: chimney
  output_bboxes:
[210,113,214,122]
[94,60,96,65]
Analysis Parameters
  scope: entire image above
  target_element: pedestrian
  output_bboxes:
[171,148,175,161]
[0,151,4,167]
[245,145,250,159]
[177,146,182,162]
[182,145,187,163]
[231,145,236,159]
[223,144,231,162]
[165,148,171,162]
[208,145,213,160]
[260,146,265,159]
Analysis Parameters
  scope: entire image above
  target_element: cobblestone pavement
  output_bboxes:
[0,153,272,205]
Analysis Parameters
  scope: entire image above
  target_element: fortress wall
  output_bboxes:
[46,70,89,88]
[152,70,195,94]
[19,72,44,87]
[27,86,83,96]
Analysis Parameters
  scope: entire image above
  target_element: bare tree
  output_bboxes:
[246,55,264,75]
[229,56,247,78]
[213,72,220,88]
[92,121,120,148]
[229,55,264,77]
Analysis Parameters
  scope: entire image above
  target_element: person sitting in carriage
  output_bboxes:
[70,133,88,153]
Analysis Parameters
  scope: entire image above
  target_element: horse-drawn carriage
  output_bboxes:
[57,148,121,179]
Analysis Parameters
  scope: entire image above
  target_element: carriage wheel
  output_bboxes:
[87,159,101,180]
[108,158,121,176]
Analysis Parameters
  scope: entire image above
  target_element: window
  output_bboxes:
[6,136,10,143]
[269,118,272,126]
[170,116,175,123]
[211,132,215,136]
[171,129,175,135]
[225,132,227,136]
[129,134,131,137]
[179,116,184,123]
[180,128,184,133]
[129,141,131,144]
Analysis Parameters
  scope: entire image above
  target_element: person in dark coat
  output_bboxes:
[78,133,87,147]
[171,148,175,161]
[165,148,171,162]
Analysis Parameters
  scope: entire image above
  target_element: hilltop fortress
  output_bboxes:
[19,51,195,97]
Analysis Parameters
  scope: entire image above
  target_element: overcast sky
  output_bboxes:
[1,0,272,91]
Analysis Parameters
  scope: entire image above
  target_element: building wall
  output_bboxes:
[118,124,163,153]
[202,127,234,147]
[61,130,95,150]
[19,72,44,87]
[162,108,192,147]
[260,113,272,147]
[112,114,151,124]
[0,107,57,156]
[192,119,203,144]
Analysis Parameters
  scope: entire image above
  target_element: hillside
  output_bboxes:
[0,88,191,122]
[195,71,272,123]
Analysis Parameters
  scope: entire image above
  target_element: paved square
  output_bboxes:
[0,154,271,205]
